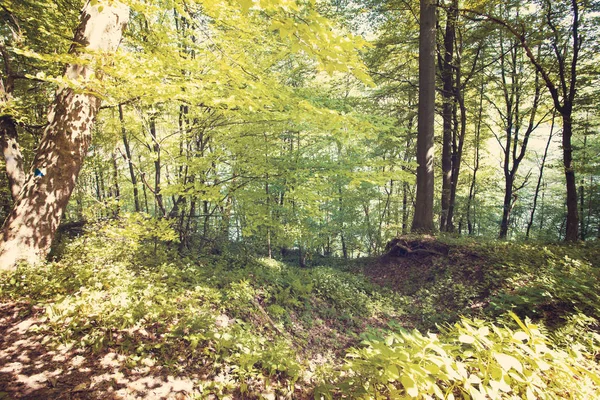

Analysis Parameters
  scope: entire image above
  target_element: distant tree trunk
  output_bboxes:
[140,154,150,213]
[463,0,581,241]
[562,114,579,241]
[586,175,593,239]
[539,182,546,232]
[439,0,457,232]
[526,114,554,240]
[497,37,541,239]
[412,0,436,233]
[149,116,166,217]
[402,180,409,234]
[446,35,480,232]
[0,1,129,269]
[119,104,140,212]
[111,151,120,202]
[467,53,485,235]
[340,233,348,259]
[579,133,587,240]
[265,176,272,258]
[499,174,514,239]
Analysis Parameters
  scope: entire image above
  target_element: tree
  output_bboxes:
[412,0,436,233]
[439,0,458,232]
[462,0,599,241]
[0,1,129,269]
[487,28,545,239]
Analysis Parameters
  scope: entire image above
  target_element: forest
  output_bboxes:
[0,0,599,398]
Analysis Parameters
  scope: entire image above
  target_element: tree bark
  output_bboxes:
[149,115,166,217]
[525,114,554,239]
[0,1,128,269]
[496,37,541,239]
[459,0,582,241]
[111,150,120,217]
[0,116,25,201]
[562,113,579,241]
[412,0,436,233]
[1,44,26,202]
[499,174,514,239]
[439,1,457,232]
[119,104,140,212]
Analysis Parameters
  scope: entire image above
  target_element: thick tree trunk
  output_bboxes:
[0,1,128,269]
[412,0,436,233]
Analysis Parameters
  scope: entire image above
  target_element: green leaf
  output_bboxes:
[494,353,523,374]
[401,374,418,397]
[459,334,475,344]
[513,331,528,341]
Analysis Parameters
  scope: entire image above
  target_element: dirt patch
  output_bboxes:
[0,302,194,399]
[383,236,450,258]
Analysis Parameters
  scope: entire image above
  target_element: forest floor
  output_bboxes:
[0,302,195,399]
[1,231,599,399]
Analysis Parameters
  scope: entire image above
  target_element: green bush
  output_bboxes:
[324,313,600,399]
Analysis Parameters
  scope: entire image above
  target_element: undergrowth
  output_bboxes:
[0,216,599,398]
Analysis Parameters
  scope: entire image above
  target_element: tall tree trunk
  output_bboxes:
[578,132,587,240]
[467,66,484,235]
[499,174,514,239]
[140,154,150,213]
[462,0,582,242]
[149,116,166,217]
[0,1,128,269]
[439,1,457,232]
[562,113,579,241]
[402,180,409,234]
[526,114,554,239]
[447,35,472,232]
[412,0,436,233]
[265,176,272,259]
[496,38,541,239]
[111,151,120,217]
[119,104,140,212]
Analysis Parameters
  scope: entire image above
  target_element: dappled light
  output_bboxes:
[1,0,600,398]
[0,303,195,399]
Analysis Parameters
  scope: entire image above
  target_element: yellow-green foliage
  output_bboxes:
[2,231,600,398]
[324,313,600,399]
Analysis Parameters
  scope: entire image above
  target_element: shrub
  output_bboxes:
[326,313,600,399]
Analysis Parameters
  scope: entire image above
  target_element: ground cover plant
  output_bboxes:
[0,218,599,398]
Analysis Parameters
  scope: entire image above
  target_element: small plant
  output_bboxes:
[329,313,600,399]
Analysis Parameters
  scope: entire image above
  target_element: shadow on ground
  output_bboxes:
[0,302,194,399]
